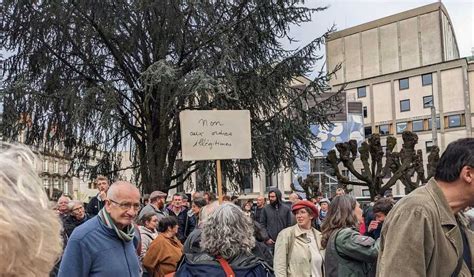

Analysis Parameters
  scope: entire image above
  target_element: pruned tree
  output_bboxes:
[1,1,342,193]
[290,173,322,200]
[326,131,439,200]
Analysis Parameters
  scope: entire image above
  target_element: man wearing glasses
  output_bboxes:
[59,181,141,277]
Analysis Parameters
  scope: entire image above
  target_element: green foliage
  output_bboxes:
[1,0,341,193]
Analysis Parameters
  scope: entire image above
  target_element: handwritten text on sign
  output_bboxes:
[179,110,252,161]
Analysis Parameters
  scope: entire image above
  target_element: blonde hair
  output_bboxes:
[0,144,63,276]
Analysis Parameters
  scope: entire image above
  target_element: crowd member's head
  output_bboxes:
[203,192,216,204]
[435,138,474,206]
[373,198,394,222]
[139,212,159,232]
[201,203,255,260]
[243,200,253,212]
[142,194,150,206]
[291,200,318,230]
[192,191,202,200]
[68,200,86,221]
[319,198,330,212]
[288,192,300,204]
[105,181,141,230]
[335,188,345,196]
[57,195,71,215]
[268,188,282,206]
[181,194,190,208]
[172,193,183,208]
[222,195,231,202]
[96,175,110,193]
[256,195,266,208]
[191,197,207,217]
[158,216,179,237]
[321,195,361,248]
[0,145,62,276]
[149,190,167,209]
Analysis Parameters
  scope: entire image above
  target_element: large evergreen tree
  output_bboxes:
[1,0,341,193]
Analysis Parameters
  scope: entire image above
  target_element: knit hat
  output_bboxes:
[291,200,318,217]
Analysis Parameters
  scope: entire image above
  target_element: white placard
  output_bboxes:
[180,110,252,161]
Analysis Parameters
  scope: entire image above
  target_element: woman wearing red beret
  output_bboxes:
[274,200,325,277]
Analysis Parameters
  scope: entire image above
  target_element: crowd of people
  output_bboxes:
[1,138,474,277]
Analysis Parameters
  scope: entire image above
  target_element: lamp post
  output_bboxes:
[430,77,438,147]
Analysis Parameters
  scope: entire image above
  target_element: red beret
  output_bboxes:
[291,200,318,217]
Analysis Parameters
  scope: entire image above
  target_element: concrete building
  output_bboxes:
[326,2,473,196]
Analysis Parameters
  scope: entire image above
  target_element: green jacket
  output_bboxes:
[377,178,474,276]
[274,225,325,277]
[324,227,379,277]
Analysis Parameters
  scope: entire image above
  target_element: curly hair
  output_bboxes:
[0,144,63,276]
[200,203,255,260]
[321,195,358,248]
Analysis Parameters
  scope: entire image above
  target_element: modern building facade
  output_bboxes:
[326,2,473,196]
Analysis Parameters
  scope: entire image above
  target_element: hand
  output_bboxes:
[265,239,275,245]
[368,220,380,232]
[99,191,107,201]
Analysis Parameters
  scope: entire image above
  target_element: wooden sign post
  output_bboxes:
[180,110,252,204]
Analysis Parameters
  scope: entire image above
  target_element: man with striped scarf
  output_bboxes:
[59,181,141,277]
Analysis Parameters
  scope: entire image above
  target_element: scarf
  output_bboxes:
[98,208,135,242]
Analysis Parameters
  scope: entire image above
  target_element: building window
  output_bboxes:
[362,189,371,197]
[396,122,408,134]
[54,161,59,173]
[400,100,410,112]
[399,78,409,90]
[379,124,390,136]
[364,126,372,137]
[64,181,69,195]
[428,117,441,130]
[412,120,424,132]
[43,160,49,172]
[426,141,434,153]
[422,73,433,86]
[447,115,461,128]
[363,106,368,118]
[423,95,433,108]
[357,86,367,98]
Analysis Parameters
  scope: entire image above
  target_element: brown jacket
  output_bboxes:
[377,178,474,276]
[143,234,183,277]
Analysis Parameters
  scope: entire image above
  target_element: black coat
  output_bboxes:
[261,188,293,241]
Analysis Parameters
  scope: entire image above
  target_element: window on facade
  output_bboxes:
[357,86,367,98]
[364,126,372,137]
[362,189,371,197]
[43,160,49,172]
[379,124,390,136]
[423,95,433,108]
[399,78,409,90]
[265,173,278,191]
[447,115,462,128]
[400,99,410,112]
[54,161,59,173]
[240,162,253,193]
[396,122,408,134]
[422,73,433,86]
[426,141,434,153]
[428,117,441,130]
[412,120,424,132]
[64,181,69,195]
[363,106,368,118]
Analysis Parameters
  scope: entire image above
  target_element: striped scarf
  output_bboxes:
[98,208,135,242]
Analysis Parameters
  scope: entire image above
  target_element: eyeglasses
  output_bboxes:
[72,206,84,212]
[109,199,141,211]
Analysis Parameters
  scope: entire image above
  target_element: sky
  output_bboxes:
[283,0,474,73]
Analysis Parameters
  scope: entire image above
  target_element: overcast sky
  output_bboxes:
[283,0,473,73]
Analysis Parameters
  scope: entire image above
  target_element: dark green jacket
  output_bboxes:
[325,227,379,277]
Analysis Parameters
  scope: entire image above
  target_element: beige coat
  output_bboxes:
[377,178,474,276]
[274,225,325,277]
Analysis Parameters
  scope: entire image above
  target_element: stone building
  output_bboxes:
[326,2,473,196]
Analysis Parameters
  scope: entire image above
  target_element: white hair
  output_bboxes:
[200,203,255,260]
[0,144,63,276]
[67,200,84,211]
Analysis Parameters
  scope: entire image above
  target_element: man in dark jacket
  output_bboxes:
[86,175,109,216]
[166,193,190,243]
[261,188,293,250]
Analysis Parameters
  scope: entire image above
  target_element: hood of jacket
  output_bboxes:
[268,187,283,205]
